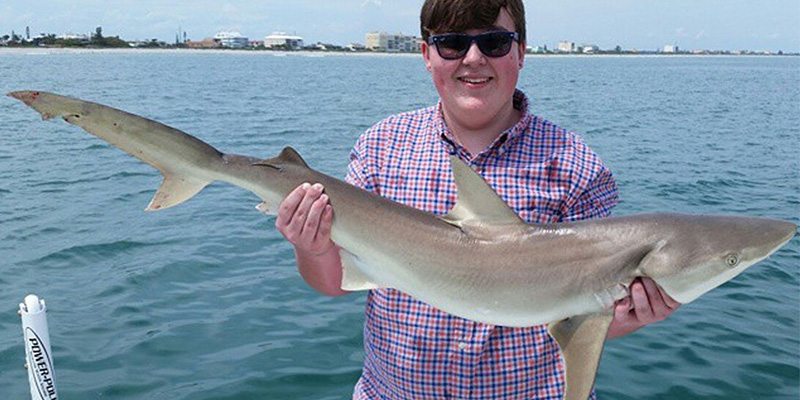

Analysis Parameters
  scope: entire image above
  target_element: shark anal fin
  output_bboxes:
[548,312,614,400]
[255,202,276,216]
[443,155,526,230]
[339,250,383,291]
[145,174,210,211]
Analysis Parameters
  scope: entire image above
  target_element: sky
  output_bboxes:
[1,0,798,52]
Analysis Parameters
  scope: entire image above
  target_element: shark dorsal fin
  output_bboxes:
[275,146,308,167]
[255,146,309,169]
[442,155,526,230]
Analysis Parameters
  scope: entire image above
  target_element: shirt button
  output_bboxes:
[457,342,468,350]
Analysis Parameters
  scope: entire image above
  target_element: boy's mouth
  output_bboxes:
[458,77,492,84]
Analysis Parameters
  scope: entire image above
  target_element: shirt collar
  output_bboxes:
[432,89,532,161]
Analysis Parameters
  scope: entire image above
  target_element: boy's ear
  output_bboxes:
[518,40,526,69]
[421,41,433,71]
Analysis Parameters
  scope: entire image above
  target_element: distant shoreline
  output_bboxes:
[0,47,797,57]
[0,47,418,57]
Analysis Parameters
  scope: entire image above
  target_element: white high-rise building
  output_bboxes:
[663,44,679,53]
[557,41,576,53]
[366,32,421,52]
[365,32,388,50]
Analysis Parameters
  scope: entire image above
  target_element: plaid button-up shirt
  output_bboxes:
[346,90,619,399]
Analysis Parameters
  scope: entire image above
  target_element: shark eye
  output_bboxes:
[725,254,740,267]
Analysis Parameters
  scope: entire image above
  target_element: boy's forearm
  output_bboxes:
[296,246,349,297]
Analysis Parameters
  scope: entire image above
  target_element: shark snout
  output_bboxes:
[756,218,797,257]
[7,91,40,107]
[716,217,797,264]
[777,220,798,246]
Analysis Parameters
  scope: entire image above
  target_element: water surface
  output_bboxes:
[0,50,798,399]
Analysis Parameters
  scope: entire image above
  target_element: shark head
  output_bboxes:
[7,91,88,121]
[650,215,797,304]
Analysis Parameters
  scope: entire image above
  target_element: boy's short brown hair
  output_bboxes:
[420,0,526,42]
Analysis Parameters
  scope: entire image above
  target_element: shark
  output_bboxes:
[8,90,797,400]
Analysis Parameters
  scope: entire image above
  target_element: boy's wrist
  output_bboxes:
[298,242,337,258]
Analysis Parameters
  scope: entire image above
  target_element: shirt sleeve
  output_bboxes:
[559,132,620,222]
[345,130,379,193]
[563,163,619,222]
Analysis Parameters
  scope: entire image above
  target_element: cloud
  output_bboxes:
[361,0,382,7]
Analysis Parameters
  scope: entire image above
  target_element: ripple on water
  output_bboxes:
[742,360,800,382]
[25,240,167,268]
[96,283,128,298]
[84,143,109,150]
[29,177,105,188]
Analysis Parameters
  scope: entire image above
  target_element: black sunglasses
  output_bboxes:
[428,31,520,60]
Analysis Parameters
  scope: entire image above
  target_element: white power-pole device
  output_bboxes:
[19,294,59,400]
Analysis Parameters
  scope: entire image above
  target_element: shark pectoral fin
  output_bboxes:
[145,174,211,211]
[339,250,383,291]
[548,312,614,400]
[443,155,526,229]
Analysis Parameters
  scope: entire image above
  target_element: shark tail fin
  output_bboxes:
[548,312,614,400]
[145,173,212,211]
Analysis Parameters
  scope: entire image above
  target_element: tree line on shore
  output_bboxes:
[2,27,141,48]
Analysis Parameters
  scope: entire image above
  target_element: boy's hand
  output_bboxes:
[607,277,681,339]
[275,183,335,256]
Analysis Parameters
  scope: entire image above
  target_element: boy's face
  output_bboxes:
[422,7,525,130]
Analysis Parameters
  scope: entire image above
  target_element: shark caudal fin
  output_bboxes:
[8,90,222,212]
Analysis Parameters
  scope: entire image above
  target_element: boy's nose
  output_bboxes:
[462,42,486,64]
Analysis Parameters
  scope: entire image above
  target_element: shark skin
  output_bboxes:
[8,90,797,400]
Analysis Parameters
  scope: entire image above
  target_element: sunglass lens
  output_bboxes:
[478,32,513,57]
[436,35,471,59]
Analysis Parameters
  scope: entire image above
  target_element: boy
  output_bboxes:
[276,1,679,398]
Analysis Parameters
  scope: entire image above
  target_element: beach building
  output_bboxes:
[57,33,90,41]
[366,32,421,52]
[264,32,304,50]
[347,42,366,51]
[186,38,221,48]
[365,32,387,50]
[557,41,576,53]
[214,31,249,48]
[582,44,600,54]
[528,45,550,54]
[663,44,679,53]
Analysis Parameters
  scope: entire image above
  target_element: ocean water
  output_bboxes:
[0,49,798,399]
